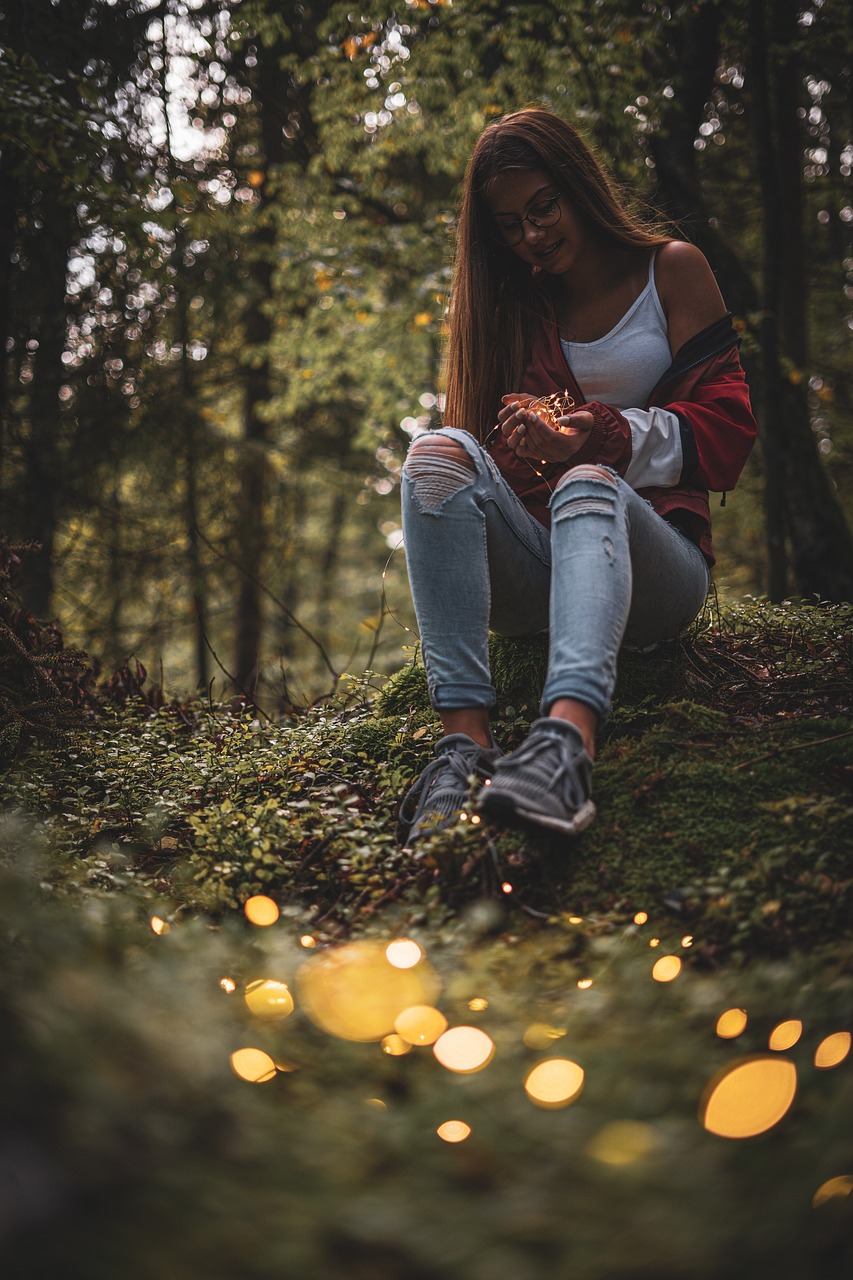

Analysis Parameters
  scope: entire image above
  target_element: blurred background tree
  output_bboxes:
[1,0,851,705]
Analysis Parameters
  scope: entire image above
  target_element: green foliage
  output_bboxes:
[0,538,91,766]
[3,601,851,957]
[1,599,852,1275]
[1,828,852,1278]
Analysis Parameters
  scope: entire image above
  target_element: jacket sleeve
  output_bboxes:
[563,344,757,494]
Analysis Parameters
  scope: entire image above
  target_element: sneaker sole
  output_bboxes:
[479,792,597,837]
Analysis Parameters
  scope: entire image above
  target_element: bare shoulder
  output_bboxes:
[655,240,727,354]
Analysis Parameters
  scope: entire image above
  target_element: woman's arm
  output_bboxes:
[654,240,727,354]
[496,241,755,489]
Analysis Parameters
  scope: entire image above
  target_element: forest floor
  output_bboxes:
[1,598,852,1279]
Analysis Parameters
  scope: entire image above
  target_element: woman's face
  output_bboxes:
[484,167,585,274]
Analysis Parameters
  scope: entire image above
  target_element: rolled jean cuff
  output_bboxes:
[430,680,497,710]
[539,680,609,720]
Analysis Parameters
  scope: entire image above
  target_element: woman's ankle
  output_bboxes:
[547,698,597,758]
[439,708,494,749]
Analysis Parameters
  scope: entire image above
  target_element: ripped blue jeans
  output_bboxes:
[400,428,710,718]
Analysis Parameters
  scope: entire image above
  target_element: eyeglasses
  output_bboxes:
[493,196,563,246]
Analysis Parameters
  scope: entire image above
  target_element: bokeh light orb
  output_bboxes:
[522,1023,566,1050]
[437,1120,471,1144]
[701,1056,797,1138]
[244,979,294,1021]
[394,1005,447,1046]
[433,1026,495,1074]
[244,895,279,927]
[381,1034,412,1056]
[813,1175,853,1207]
[768,1019,802,1051]
[588,1120,655,1165]
[815,1031,851,1068]
[230,1047,277,1083]
[716,1008,748,1039]
[524,1058,584,1109]
[150,916,170,936]
[652,955,682,983]
[385,938,423,969]
[296,941,440,1043]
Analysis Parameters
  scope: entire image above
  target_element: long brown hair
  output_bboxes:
[443,109,671,441]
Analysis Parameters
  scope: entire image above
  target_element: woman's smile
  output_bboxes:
[533,238,564,263]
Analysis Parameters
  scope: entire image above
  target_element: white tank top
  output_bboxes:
[560,252,671,409]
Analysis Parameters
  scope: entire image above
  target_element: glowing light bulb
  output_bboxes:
[501,882,513,894]
[768,1019,802,1051]
[814,1031,851,1069]
[299,934,316,948]
[470,814,481,825]
[243,895,279,927]
[150,916,170,935]
[568,915,583,924]
[700,1056,797,1138]
[433,1026,495,1074]
[652,955,682,983]
[633,911,648,925]
[230,1047,277,1083]
[524,1058,584,1109]
[716,1008,747,1039]
[219,977,237,993]
[649,938,660,948]
[577,979,593,990]
[437,1120,471,1143]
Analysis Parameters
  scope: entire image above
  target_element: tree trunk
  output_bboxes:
[0,154,17,490]
[178,299,210,692]
[19,202,75,618]
[747,0,791,600]
[232,39,287,697]
[748,0,853,601]
[647,1,758,317]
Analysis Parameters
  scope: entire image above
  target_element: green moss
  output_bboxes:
[3,602,851,957]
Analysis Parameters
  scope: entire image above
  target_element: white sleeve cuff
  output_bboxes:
[622,407,683,489]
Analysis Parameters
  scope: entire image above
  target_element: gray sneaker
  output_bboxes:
[476,718,595,836]
[398,734,503,845]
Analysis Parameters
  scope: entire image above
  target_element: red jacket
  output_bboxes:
[486,310,757,564]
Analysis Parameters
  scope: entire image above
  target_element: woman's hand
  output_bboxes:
[498,393,594,464]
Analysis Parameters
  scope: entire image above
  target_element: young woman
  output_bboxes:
[398,108,756,843]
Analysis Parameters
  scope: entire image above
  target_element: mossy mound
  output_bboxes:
[376,631,686,721]
[4,601,851,961]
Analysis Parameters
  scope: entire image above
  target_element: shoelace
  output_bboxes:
[399,744,484,823]
[496,733,586,807]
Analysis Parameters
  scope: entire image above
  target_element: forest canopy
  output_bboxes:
[1,0,851,705]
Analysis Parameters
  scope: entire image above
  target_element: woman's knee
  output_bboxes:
[405,432,476,471]
[555,464,618,491]
[403,432,477,513]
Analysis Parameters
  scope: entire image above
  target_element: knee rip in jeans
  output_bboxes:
[404,436,476,514]
[553,467,618,520]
